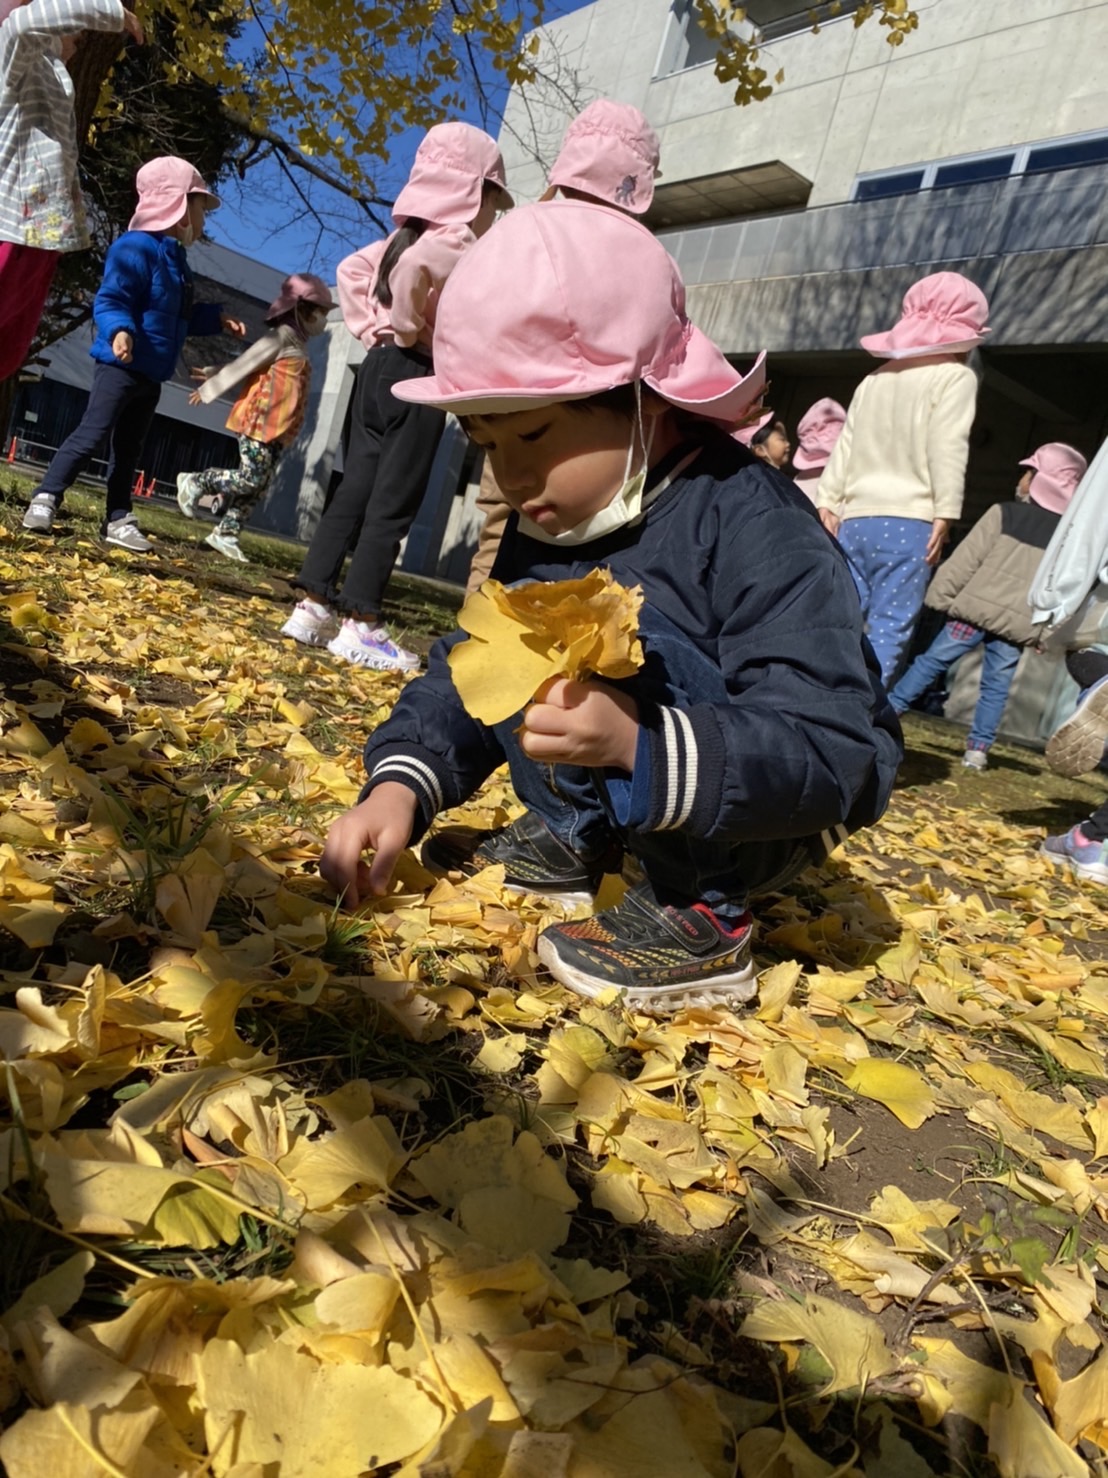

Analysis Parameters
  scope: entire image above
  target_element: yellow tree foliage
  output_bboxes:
[694,0,919,105]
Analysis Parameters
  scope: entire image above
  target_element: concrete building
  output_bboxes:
[493,0,1108,746]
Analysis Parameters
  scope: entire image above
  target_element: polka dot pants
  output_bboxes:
[837,516,933,688]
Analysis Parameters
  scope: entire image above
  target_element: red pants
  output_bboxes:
[0,241,59,381]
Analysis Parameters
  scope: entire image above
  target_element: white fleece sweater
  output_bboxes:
[815,357,978,523]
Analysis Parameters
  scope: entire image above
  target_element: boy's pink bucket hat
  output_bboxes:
[1021,442,1088,514]
[392,201,766,423]
[542,99,662,215]
[792,397,846,470]
[392,122,513,229]
[265,272,336,322]
[860,272,990,360]
[128,157,220,233]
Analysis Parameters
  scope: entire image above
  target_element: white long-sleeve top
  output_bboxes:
[0,0,125,249]
[336,223,476,352]
[815,357,978,524]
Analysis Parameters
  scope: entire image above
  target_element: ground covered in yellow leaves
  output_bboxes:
[3,482,1108,1477]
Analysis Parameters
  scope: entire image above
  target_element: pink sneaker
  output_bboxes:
[280,598,339,647]
[326,619,421,672]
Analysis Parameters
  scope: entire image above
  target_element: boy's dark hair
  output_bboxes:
[376,179,503,308]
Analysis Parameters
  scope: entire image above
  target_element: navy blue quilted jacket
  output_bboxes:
[90,231,223,382]
[364,433,903,848]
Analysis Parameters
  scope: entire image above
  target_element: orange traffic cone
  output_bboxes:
[144,474,157,499]
[6,436,16,463]
[132,469,146,498]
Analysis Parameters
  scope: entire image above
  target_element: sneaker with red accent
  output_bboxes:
[537,879,756,1011]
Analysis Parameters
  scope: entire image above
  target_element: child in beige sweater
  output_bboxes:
[816,272,988,686]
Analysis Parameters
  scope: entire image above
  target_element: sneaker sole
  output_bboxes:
[281,617,333,646]
[537,934,757,1011]
[205,533,248,563]
[103,533,153,552]
[1045,684,1108,778]
[176,477,199,519]
[1039,841,1108,885]
[326,635,420,672]
[21,520,54,534]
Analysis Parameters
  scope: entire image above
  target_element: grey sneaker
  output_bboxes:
[205,528,248,563]
[21,494,56,533]
[103,514,153,552]
[176,472,204,518]
[962,748,988,770]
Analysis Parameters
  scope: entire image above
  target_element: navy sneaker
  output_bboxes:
[421,810,618,906]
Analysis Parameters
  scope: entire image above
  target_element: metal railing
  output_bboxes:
[656,160,1108,286]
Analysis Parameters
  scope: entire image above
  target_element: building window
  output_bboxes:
[655,0,736,77]
[852,132,1108,201]
[854,169,926,201]
[932,154,1016,189]
[1025,135,1108,174]
[753,1,864,43]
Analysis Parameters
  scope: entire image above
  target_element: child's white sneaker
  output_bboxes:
[280,598,339,647]
[961,747,988,770]
[206,528,248,563]
[176,472,204,518]
[326,618,421,673]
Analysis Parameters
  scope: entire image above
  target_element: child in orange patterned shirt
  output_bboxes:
[176,272,334,562]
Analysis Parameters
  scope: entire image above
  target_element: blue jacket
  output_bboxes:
[90,231,223,382]
[364,434,902,851]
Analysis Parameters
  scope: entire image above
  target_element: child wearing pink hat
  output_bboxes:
[816,272,989,686]
[176,273,336,563]
[319,201,901,1012]
[0,0,144,383]
[465,98,663,593]
[735,409,791,469]
[281,122,511,671]
[888,443,1087,769]
[21,155,244,550]
[792,398,846,503]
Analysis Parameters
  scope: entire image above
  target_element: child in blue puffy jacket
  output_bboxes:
[22,155,244,552]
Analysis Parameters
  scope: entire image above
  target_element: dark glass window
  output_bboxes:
[933,154,1015,188]
[854,170,925,201]
[1026,136,1108,174]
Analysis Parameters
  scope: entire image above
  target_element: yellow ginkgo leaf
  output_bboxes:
[740,1293,899,1395]
[844,1058,936,1129]
[448,572,643,725]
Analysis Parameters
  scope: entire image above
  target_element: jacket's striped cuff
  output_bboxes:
[359,747,449,840]
[637,703,726,837]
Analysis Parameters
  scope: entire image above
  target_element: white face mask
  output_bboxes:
[175,223,196,247]
[517,396,656,547]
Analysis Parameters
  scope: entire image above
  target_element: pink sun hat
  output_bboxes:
[733,410,774,447]
[542,99,662,215]
[860,272,990,360]
[792,397,846,470]
[392,122,513,229]
[128,157,220,233]
[266,272,336,322]
[391,201,766,423]
[1020,442,1088,514]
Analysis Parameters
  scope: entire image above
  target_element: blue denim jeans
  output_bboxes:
[492,606,818,913]
[889,620,1021,750]
[838,517,933,688]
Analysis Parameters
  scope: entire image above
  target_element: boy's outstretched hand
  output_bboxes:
[111,330,133,364]
[521,677,640,772]
[221,315,247,338]
[319,783,418,908]
[121,9,145,43]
